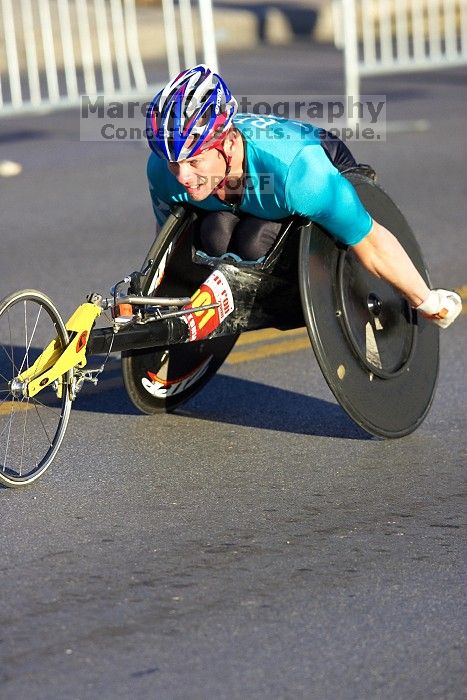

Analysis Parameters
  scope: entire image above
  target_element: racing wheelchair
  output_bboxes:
[0,170,439,487]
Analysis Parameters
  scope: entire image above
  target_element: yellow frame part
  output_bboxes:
[19,302,103,398]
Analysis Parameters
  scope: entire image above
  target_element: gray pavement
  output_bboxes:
[0,43,466,700]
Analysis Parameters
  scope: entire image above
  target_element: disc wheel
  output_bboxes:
[299,173,439,438]
[0,290,72,487]
[121,335,239,414]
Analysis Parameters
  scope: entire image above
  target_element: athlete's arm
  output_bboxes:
[284,145,431,308]
[284,145,373,245]
[352,223,462,327]
[351,220,430,307]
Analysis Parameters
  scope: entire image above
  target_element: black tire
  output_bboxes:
[0,290,72,486]
[299,173,439,438]
[122,211,238,414]
[121,335,239,414]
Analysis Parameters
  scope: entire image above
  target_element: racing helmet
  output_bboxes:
[146,64,238,162]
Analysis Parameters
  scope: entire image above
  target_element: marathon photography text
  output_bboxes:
[80,94,387,144]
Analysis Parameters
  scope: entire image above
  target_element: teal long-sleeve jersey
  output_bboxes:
[147,114,373,246]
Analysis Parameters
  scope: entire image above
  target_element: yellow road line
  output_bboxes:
[227,336,310,365]
[453,286,466,315]
[236,326,307,346]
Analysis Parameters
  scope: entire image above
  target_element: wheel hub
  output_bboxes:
[9,377,27,398]
[367,293,383,317]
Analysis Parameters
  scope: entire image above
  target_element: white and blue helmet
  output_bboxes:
[146,64,238,162]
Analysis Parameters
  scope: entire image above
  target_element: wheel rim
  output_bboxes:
[0,292,72,486]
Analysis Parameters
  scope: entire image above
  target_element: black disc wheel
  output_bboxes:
[299,173,439,438]
[121,335,238,414]
[0,290,72,486]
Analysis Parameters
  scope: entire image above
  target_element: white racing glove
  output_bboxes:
[416,288,462,329]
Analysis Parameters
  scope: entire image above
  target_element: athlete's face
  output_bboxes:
[167,147,226,201]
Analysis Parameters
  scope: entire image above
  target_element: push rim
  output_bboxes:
[336,247,417,379]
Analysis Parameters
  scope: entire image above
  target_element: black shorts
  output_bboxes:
[198,211,284,261]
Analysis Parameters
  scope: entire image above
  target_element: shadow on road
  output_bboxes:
[180,374,371,440]
[0,129,51,144]
[75,364,371,440]
[0,346,369,439]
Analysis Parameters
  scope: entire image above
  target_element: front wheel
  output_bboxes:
[0,290,72,487]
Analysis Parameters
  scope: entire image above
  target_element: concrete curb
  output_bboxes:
[136,2,334,63]
[212,1,334,49]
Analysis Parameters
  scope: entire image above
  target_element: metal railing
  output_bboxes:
[162,0,218,78]
[335,0,467,107]
[0,0,218,116]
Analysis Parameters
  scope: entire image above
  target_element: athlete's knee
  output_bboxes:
[230,218,283,261]
[199,211,239,256]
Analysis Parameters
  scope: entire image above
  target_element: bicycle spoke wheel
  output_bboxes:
[0,290,72,487]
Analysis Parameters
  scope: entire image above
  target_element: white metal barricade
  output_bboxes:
[162,0,218,78]
[336,0,467,106]
[0,0,218,116]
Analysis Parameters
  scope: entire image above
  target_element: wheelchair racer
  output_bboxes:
[146,64,461,328]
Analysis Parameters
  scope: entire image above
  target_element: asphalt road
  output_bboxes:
[0,44,466,699]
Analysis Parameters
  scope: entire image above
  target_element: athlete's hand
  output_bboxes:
[417,289,462,328]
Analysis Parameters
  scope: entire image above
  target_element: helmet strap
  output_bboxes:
[212,129,235,191]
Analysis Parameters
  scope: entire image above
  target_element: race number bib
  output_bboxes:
[183,270,234,342]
